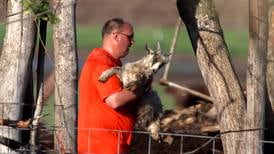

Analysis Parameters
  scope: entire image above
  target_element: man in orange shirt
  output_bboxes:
[78,18,144,154]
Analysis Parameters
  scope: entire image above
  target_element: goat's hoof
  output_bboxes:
[98,77,107,82]
[151,133,160,141]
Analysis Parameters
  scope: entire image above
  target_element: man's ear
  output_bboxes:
[112,32,119,41]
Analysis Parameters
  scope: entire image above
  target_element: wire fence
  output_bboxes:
[1,123,274,154]
[0,125,222,154]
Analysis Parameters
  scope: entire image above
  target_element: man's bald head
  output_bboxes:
[102,18,127,38]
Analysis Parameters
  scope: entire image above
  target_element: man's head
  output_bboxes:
[102,18,134,59]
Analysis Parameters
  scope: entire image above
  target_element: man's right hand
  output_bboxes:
[130,83,145,97]
[129,78,152,97]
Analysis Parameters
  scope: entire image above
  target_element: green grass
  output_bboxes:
[75,25,248,56]
[0,26,5,42]
[222,28,248,56]
[154,83,174,110]
[42,95,55,126]
[0,24,248,56]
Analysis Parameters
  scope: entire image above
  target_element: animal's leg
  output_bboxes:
[148,119,161,141]
[98,67,122,82]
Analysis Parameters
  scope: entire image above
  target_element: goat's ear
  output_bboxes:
[145,43,149,54]
[145,43,154,54]
[156,41,161,54]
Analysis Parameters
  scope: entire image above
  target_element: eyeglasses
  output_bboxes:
[118,32,134,41]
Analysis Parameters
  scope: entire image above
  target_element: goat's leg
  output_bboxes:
[98,67,122,82]
[148,119,161,141]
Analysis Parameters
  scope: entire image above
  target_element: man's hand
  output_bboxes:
[128,77,153,96]
[130,82,146,97]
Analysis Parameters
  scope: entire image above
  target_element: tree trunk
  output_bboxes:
[176,0,246,153]
[246,0,268,153]
[0,0,36,153]
[265,4,274,153]
[53,0,78,153]
[266,4,274,116]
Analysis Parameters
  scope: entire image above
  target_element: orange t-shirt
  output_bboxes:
[78,48,135,154]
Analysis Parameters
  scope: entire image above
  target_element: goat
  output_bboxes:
[98,43,169,140]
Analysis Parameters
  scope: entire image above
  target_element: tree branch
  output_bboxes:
[159,78,213,102]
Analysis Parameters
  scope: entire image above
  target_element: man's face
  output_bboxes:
[116,23,134,58]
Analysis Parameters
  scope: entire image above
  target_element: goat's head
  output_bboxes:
[144,42,170,73]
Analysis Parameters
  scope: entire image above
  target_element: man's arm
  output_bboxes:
[105,89,138,109]
[105,77,154,109]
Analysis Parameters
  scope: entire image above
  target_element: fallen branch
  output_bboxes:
[161,104,199,126]
[200,124,220,133]
[159,78,213,102]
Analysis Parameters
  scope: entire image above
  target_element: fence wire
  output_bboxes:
[0,125,221,154]
[1,124,274,154]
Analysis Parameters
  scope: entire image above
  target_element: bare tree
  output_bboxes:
[52,0,78,153]
[265,3,274,152]
[0,0,36,153]
[267,2,274,115]
[246,0,268,153]
[176,0,268,153]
